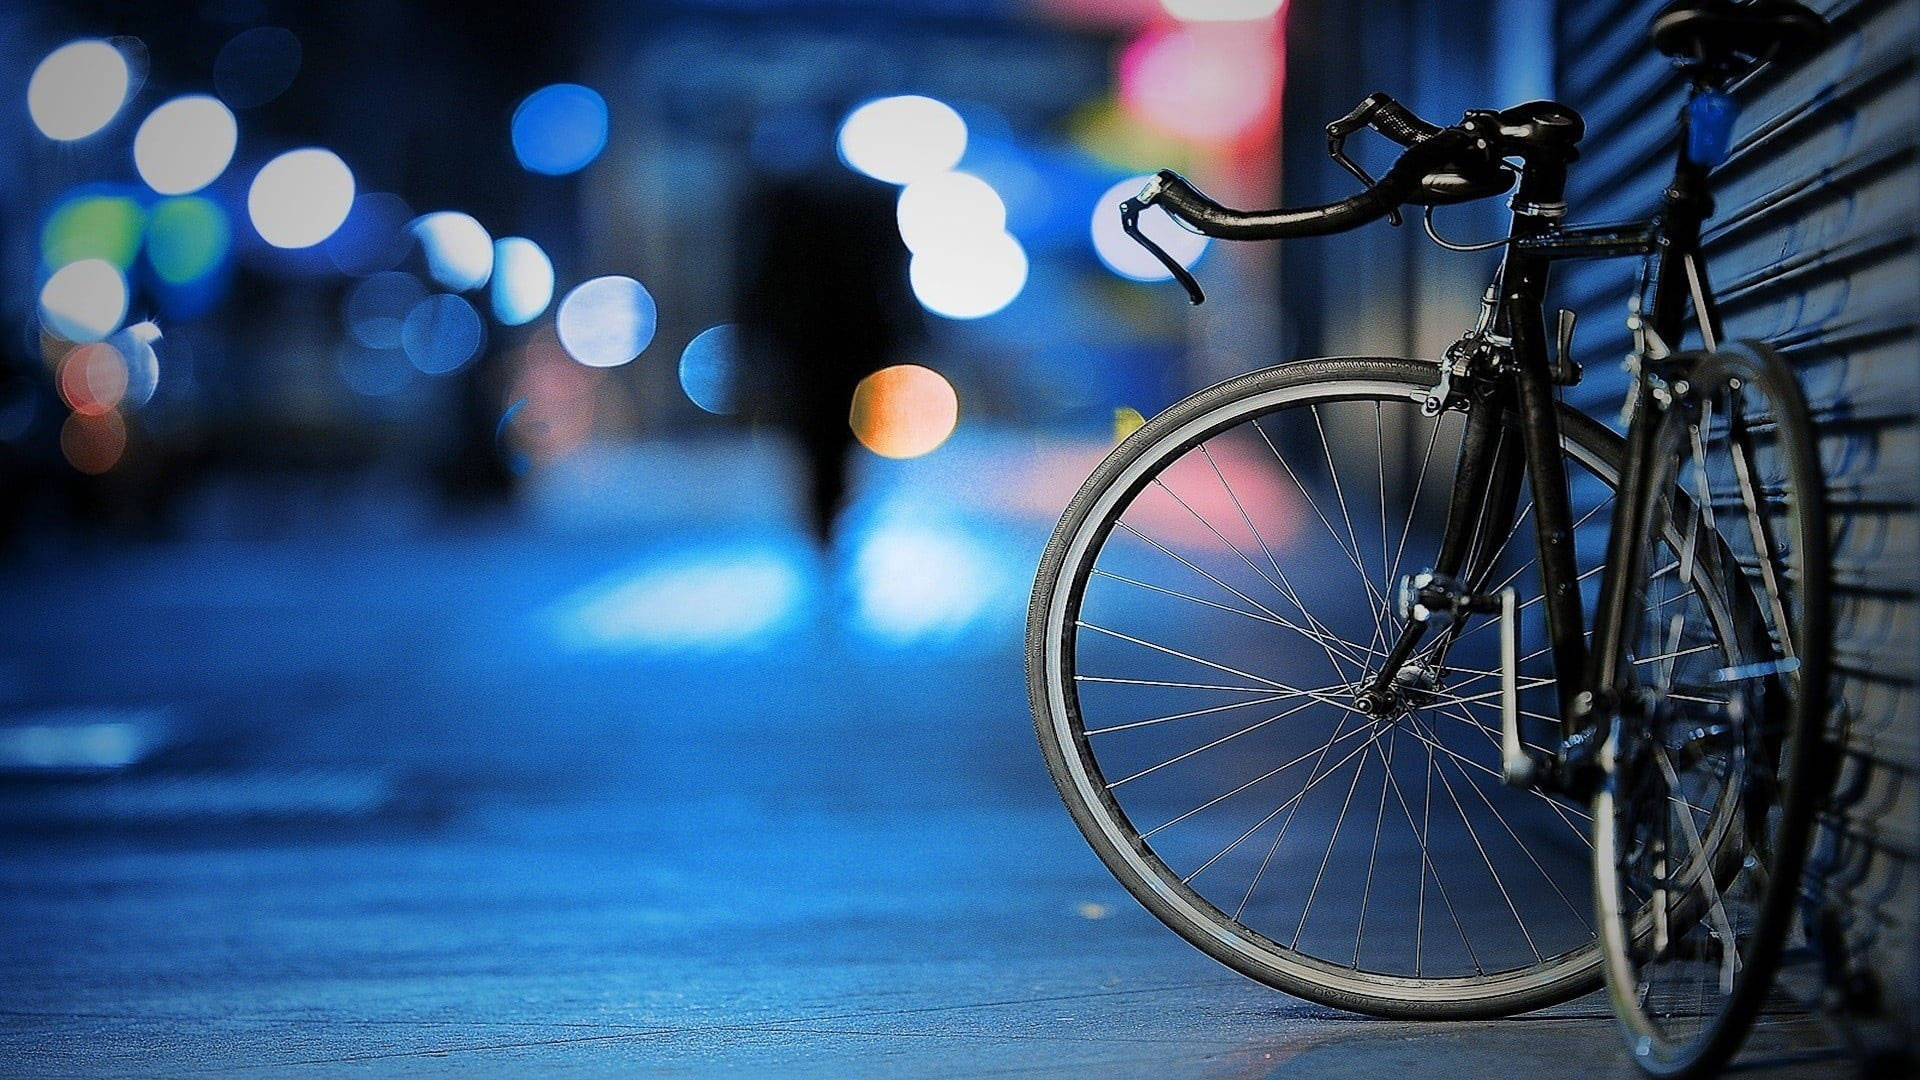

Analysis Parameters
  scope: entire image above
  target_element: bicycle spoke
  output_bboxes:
[1387,417,1448,596]
[1375,730,1481,975]
[1076,675,1279,694]
[1353,730,1397,968]
[1111,522,1372,670]
[1291,733,1376,947]
[1407,713,1589,928]
[1106,696,1333,788]
[1181,719,1394,883]
[1407,711,1542,962]
[1724,404,1797,659]
[1142,713,1371,839]
[1398,716,1594,832]
[1653,744,1742,993]
[1083,692,1299,736]
[1311,404,1391,655]
[1195,443,1366,685]
[1076,620,1355,706]
[1235,705,1370,917]
[1089,567,1366,664]
[1251,417,1393,624]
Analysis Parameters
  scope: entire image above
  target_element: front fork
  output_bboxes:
[1358,318,1593,793]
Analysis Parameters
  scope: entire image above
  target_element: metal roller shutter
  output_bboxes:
[1554,0,1920,1060]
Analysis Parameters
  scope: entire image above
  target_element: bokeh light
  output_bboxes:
[145,197,231,285]
[1161,0,1285,19]
[553,546,807,652]
[344,272,428,349]
[849,364,959,459]
[213,27,301,109]
[400,294,485,375]
[134,95,238,195]
[909,232,1028,319]
[837,96,967,185]
[895,171,1007,254]
[505,326,601,466]
[411,212,494,291]
[60,410,127,475]
[1090,175,1209,281]
[557,276,656,368]
[1120,23,1280,144]
[489,237,554,326]
[248,148,355,248]
[851,521,1003,644]
[324,192,415,276]
[510,84,609,176]
[39,259,128,343]
[29,40,131,141]
[678,324,740,415]
[57,343,129,417]
[108,322,162,407]
[42,194,145,271]
[334,340,413,397]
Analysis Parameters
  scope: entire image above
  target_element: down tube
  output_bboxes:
[1510,309,1588,730]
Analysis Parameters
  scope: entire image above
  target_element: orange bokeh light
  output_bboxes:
[505,325,601,466]
[60,409,127,475]
[57,342,128,417]
[849,364,959,460]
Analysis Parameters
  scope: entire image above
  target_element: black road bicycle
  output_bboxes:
[1026,2,1833,1075]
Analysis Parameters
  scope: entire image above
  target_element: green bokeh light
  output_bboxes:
[41,195,146,271]
[146,196,231,286]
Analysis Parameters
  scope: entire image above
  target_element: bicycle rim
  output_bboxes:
[1030,357,1626,1018]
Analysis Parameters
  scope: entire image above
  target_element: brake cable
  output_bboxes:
[1422,205,1513,252]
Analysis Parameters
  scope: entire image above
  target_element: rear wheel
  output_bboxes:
[1594,341,1830,1077]
[1029,357,1620,1018]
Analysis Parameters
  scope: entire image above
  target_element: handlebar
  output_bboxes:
[1122,94,1584,304]
[1120,177,1401,306]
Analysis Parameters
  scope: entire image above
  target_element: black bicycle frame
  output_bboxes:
[1365,91,1722,782]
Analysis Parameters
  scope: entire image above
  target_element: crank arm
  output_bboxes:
[1497,587,1543,787]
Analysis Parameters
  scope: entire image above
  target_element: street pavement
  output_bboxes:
[0,437,1852,1077]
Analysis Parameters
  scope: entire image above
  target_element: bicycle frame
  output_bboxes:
[1364,90,1725,792]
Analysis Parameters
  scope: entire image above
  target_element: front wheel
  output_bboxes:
[1029,357,1622,1018]
[1594,341,1831,1077]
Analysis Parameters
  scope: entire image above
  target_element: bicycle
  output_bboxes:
[1026,1,1832,1075]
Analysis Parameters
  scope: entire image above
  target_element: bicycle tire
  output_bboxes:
[1030,356,1624,1018]
[1593,341,1831,1077]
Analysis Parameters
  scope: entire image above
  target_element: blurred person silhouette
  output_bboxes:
[736,108,921,546]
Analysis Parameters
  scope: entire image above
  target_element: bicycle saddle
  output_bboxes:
[1651,0,1829,66]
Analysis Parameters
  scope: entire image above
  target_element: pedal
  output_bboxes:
[1497,587,1538,787]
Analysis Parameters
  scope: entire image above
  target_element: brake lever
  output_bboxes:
[1120,197,1205,306]
[1326,98,1405,227]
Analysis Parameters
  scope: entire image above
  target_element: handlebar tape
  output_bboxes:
[1149,171,1402,242]
[1369,98,1443,147]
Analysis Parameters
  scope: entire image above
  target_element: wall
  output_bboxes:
[1281,0,1920,1062]
[1552,0,1919,1061]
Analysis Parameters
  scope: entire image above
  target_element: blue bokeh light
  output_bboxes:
[400,293,484,375]
[411,212,493,292]
[489,237,554,326]
[556,276,656,368]
[511,84,609,177]
[678,324,740,416]
[344,271,428,349]
[325,192,415,277]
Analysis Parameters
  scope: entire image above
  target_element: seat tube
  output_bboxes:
[1589,152,1712,706]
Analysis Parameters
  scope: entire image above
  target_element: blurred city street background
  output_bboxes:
[0,0,1890,1075]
